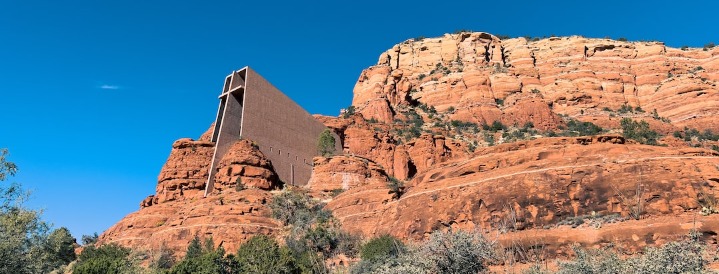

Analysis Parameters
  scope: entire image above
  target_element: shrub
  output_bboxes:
[422,230,497,274]
[556,246,622,274]
[269,190,330,228]
[417,103,437,114]
[556,239,707,273]
[149,244,175,270]
[484,120,506,132]
[447,106,455,113]
[168,236,242,274]
[342,106,356,118]
[387,177,405,199]
[564,119,603,136]
[618,104,633,114]
[335,231,362,257]
[621,118,659,145]
[73,244,138,274]
[236,235,297,274]
[317,129,336,157]
[625,240,705,273]
[360,252,432,274]
[360,235,405,261]
[234,176,245,191]
[270,189,359,272]
[484,133,496,146]
[450,120,479,134]
[81,233,99,246]
[495,98,504,106]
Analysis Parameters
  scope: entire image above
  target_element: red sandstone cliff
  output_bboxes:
[101,32,719,262]
[99,131,282,256]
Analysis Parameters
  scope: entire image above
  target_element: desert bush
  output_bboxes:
[360,235,405,261]
[556,246,622,274]
[74,244,139,274]
[270,189,361,273]
[562,119,603,136]
[482,120,507,132]
[422,230,497,274]
[364,252,433,274]
[621,118,659,145]
[484,132,496,146]
[387,177,405,199]
[81,232,99,245]
[269,190,331,228]
[556,239,706,274]
[342,106,356,118]
[450,120,479,134]
[235,235,297,274]
[623,240,705,273]
[317,129,336,157]
[148,243,175,270]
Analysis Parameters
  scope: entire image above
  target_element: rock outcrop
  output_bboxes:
[352,33,719,131]
[330,135,719,237]
[99,137,281,256]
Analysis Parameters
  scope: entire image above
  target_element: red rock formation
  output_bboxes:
[103,33,719,265]
[329,135,719,243]
[352,33,719,132]
[100,137,281,256]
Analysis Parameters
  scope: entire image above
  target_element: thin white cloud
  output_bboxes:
[99,84,120,90]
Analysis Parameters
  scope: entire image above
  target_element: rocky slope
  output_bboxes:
[316,32,719,259]
[101,32,719,264]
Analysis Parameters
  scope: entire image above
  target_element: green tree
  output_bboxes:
[236,235,298,274]
[81,232,99,245]
[317,129,336,157]
[44,227,77,270]
[169,236,235,274]
[1,148,75,274]
[342,106,356,118]
[185,236,203,259]
[73,243,139,274]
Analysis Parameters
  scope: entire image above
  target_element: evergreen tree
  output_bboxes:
[317,129,336,157]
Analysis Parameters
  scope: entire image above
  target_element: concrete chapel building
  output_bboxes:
[204,67,338,196]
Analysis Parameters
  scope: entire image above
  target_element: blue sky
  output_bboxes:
[0,0,717,240]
